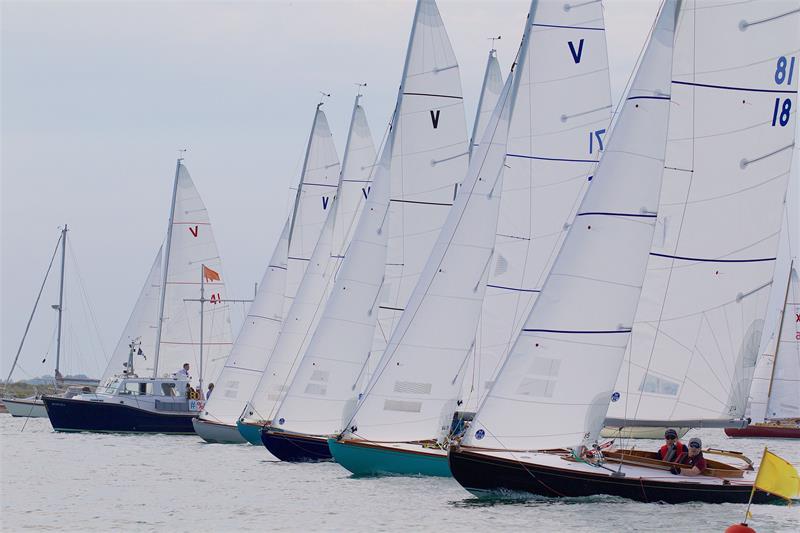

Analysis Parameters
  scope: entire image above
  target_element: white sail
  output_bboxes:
[750,161,800,422]
[155,164,233,385]
[345,75,515,443]
[101,247,162,381]
[247,105,373,423]
[464,0,614,413]
[469,49,504,157]
[269,0,468,436]
[606,0,800,428]
[374,0,470,364]
[467,0,679,452]
[197,218,290,425]
[767,260,800,419]
[273,107,389,437]
[286,107,342,299]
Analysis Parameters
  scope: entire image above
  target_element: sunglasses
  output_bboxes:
[664,435,676,440]
[689,442,701,449]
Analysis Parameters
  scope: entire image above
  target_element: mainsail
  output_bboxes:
[268,0,468,437]
[466,0,613,412]
[467,0,679,452]
[152,163,233,385]
[100,247,162,381]
[197,219,290,426]
[246,102,372,423]
[344,75,515,444]
[605,0,800,429]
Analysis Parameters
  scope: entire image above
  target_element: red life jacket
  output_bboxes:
[659,441,685,461]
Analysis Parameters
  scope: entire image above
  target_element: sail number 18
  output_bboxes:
[772,57,795,127]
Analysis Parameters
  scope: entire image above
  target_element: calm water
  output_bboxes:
[1,416,798,532]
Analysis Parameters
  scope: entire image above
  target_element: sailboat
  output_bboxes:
[327,0,614,478]
[727,171,800,438]
[3,225,101,418]
[449,0,799,504]
[262,0,470,462]
[195,102,344,444]
[235,103,356,445]
[43,160,234,433]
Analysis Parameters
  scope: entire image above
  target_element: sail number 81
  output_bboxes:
[771,57,795,128]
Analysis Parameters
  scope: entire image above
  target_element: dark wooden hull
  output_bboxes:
[448,448,782,504]
[724,425,800,439]
[261,429,332,462]
[43,396,196,434]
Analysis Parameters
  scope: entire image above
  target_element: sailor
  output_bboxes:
[670,437,707,476]
[175,363,191,381]
[657,428,685,462]
[206,383,214,400]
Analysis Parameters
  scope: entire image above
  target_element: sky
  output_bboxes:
[0,0,667,379]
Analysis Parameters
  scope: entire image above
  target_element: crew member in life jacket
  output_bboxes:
[669,437,707,476]
[656,428,685,462]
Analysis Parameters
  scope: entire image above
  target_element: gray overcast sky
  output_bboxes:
[1,0,662,379]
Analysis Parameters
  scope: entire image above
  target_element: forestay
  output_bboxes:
[248,103,374,422]
[466,0,613,412]
[467,0,679,452]
[346,74,515,443]
[607,0,800,427]
[198,219,290,425]
[101,247,162,381]
[155,164,233,385]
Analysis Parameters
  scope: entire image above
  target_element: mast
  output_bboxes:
[469,48,496,159]
[198,267,205,392]
[287,103,324,252]
[54,224,67,380]
[152,158,182,378]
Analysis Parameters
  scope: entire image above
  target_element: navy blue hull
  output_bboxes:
[261,429,332,462]
[43,396,196,434]
[448,449,782,504]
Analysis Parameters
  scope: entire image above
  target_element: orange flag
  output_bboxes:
[202,265,221,283]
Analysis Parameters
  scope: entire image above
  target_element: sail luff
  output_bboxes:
[152,159,182,377]
[288,105,323,252]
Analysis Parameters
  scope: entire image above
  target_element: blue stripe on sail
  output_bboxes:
[486,284,541,293]
[576,212,657,218]
[288,256,311,262]
[531,23,605,31]
[342,179,371,183]
[650,252,777,263]
[506,153,599,164]
[303,182,338,188]
[268,265,287,270]
[627,95,670,100]
[523,328,632,334]
[672,80,796,94]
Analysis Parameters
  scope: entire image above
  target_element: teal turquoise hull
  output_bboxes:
[236,420,264,445]
[327,438,451,477]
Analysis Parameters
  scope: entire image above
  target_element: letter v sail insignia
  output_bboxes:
[430,110,441,129]
[189,225,199,237]
[568,39,584,64]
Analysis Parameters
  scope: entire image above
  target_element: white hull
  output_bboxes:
[3,397,48,418]
[193,417,246,444]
